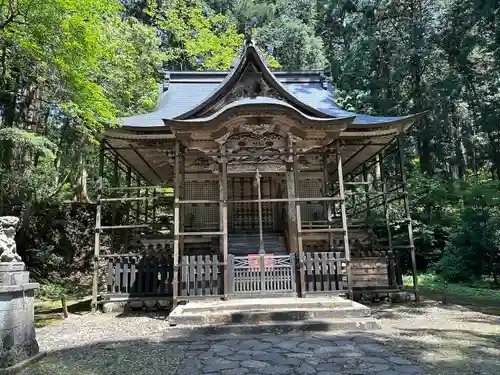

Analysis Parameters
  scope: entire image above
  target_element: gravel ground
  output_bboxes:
[19,299,500,375]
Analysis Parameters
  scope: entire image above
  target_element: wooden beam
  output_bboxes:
[92,143,104,313]
[398,135,419,302]
[336,139,353,299]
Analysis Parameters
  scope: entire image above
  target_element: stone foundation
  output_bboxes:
[0,263,39,369]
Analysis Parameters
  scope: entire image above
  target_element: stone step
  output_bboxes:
[168,318,381,335]
[169,306,371,325]
[228,234,287,255]
[179,296,354,314]
[168,297,376,330]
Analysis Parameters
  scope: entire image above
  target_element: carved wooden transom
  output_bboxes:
[196,64,286,118]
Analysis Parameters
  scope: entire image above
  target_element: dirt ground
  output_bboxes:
[370,300,500,374]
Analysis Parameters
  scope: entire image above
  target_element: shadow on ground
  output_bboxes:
[22,312,500,375]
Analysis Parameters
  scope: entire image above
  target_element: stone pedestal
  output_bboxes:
[0,262,39,369]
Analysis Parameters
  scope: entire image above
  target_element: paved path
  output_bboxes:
[21,301,500,375]
[177,334,423,375]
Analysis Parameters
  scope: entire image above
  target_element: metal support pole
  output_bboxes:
[152,188,157,225]
[398,135,419,302]
[172,140,180,304]
[380,153,396,286]
[144,188,149,223]
[362,164,371,225]
[255,170,265,254]
[135,175,141,223]
[111,154,119,253]
[92,143,104,313]
[336,139,353,299]
[220,145,229,298]
[123,165,132,252]
[179,150,185,255]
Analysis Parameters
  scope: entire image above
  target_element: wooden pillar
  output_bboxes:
[286,164,298,252]
[292,142,306,296]
[336,139,353,299]
[172,140,180,304]
[398,135,419,302]
[322,154,334,250]
[380,153,395,286]
[92,142,104,313]
[219,144,229,297]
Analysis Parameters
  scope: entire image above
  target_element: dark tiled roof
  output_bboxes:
[120,71,405,127]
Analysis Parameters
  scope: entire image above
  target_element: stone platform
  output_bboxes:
[0,263,39,369]
[168,296,380,333]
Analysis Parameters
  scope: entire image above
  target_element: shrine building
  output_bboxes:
[92,40,424,310]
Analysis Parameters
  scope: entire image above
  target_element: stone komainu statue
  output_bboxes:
[0,216,22,262]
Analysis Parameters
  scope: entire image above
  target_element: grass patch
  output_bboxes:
[35,317,63,328]
[404,273,500,303]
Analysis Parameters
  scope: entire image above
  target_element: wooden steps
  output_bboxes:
[228,233,287,255]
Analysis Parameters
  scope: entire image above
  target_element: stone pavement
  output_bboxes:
[179,334,425,375]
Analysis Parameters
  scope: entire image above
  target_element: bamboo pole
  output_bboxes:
[398,135,419,302]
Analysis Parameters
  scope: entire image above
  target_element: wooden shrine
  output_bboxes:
[92,40,425,311]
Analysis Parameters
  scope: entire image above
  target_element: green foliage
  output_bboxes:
[147,0,243,70]
[403,273,500,302]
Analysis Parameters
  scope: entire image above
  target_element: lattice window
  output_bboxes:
[228,177,276,232]
[299,178,324,223]
[184,180,219,231]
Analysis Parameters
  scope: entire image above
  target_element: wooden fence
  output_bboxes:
[106,254,173,297]
[302,252,347,296]
[179,255,224,297]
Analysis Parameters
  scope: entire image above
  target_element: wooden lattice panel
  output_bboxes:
[184,180,219,231]
[228,177,276,232]
[298,178,324,223]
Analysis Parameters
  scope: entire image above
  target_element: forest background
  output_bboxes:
[1,0,499,299]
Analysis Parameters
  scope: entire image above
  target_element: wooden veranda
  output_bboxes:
[91,40,425,311]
